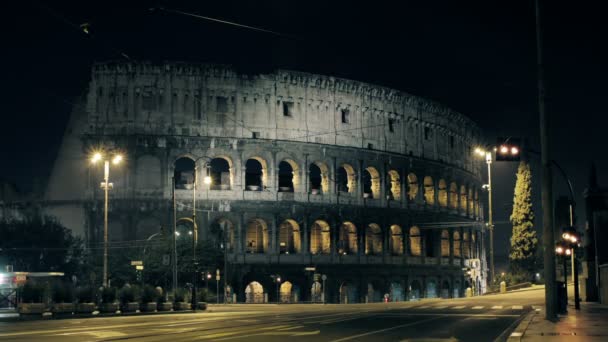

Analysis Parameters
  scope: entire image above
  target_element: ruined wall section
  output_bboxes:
[87,63,482,175]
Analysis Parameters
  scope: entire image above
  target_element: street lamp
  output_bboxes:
[90,150,124,288]
[276,276,281,304]
[474,147,495,284]
[191,157,212,311]
[555,242,571,313]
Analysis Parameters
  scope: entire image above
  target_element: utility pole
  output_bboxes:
[536,0,557,321]
[486,152,494,284]
[172,176,178,294]
[103,160,109,288]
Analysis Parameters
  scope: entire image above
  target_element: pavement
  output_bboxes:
[0,289,546,341]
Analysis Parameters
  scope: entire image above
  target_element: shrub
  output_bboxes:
[173,288,190,303]
[75,286,95,303]
[51,282,74,303]
[141,285,159,303]
[198,288,208,302]
[20,281,45,303]
[119,286,135,304]
[101,287,117,303]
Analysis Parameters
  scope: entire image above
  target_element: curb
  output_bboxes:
[502,309,537,342]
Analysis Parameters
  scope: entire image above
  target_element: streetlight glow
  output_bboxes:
[91,152,102,164]
[555,246,563,254]
[175,231,181,236]
[112,154,123,165]
[500,145,508,154]
[511,147,519,155]
[565,248,572,256]
[204,176,212,185]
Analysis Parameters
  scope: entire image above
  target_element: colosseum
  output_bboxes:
[44,62,487,304]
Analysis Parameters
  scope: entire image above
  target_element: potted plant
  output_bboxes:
[196,288,208,310]
[119,285,139,313]
[156,287,172,312]
[173,288,191,311]
[75,286,96,314]
[99,287,119,314]
[51,282,74,316]
[18,281,46,315]
[140,285,158,312]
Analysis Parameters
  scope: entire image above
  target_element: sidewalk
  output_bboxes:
[507,301,608,341]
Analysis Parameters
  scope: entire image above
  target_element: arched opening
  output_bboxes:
[280,281,293,303]
[425,230,436,257]
[279,219,301,254]
[245,281,264,303]
[337,164,356,193]
[438,179,448,207]
[174,157,195,189]
[463,231,471,258]
[210,157,231,190]
[407,173,418,202]
[311,281,322,302]
[367,283,381,302]
[423,176,435,205]
[363,166,380,199]
[309,162,330,194]
[278,160,295,192]
[449,182,458,209]
[426,279,438,298]
[390,282,404,302]
[468,188,474,215]
[453,231,461,257]
[340,282,358,304]
[310,220,331,254]
[210,218,235,252]
[475,190,480,217]
[365,223,383,255]
[409,226,422,256]
[453,280,461,298]
[245,219,268,253]
[440,280,451,299]
[460,185,468,212]
[390,225,403,256]
[388,170,401,200]
[245,158,265,190]
[441,229,450,257]
[409,280,422,301]
[338,222,358,255]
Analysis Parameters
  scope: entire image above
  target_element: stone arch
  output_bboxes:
[278,159,298,192]
[311,281,322,302]
[337,163,356,193]
[407,173,418,201]
[438,179,448,207]
[440,229,450,257]
[210,218,235,252]
[339,281,358,304]
[468,188,474,215]
[310,220,331,254]
[440,279,451,299]
[409,279,422,300]
[463,231,471,258]
[245,218,269,253]
[278,219,301,254]
[390,225,403,255]
[409,226,422,256]
[363,166,380,199]
[174,156,195,189]
[453,231,461,257]
[245,281,264,303]
[389,282,405,302]
[449,182,458,209]
[365,223,383,255]
[388,170,401,200]
[423,176,434,205]
[309,161,330,194]
[426,278,438,298]
[453,280,461,298]
[460,185,468,212]
[245,157,267,190]
[136,155,161,189]
[338,221,358,254]
[280,281,293,303]
[209,157,232,190]
[366,282,382,302]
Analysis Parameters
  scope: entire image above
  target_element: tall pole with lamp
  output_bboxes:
[90,151,123,288]
[191,158,212,310]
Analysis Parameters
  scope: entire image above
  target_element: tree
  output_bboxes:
[0,215,84,276]
[509,161,538,278]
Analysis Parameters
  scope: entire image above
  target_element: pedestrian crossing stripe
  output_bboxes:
[491,305,503,309]
[512,305,523,310]
[451,306,466,309]
[472,306,484,309]
[433,306,447,309]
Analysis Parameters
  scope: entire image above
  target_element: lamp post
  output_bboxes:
[555,243,571,313]
[276,276,281,304]
[90,151,123,288]
[474,148,495,284]
[192,158,212,310]
[562,226,581,310]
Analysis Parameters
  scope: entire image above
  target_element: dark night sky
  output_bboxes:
[2,0,607,258]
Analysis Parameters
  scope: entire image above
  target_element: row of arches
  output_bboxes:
[240,218,481,258]
[169,155,481,215]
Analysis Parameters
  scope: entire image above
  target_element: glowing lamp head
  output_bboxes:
[565,248,572,256]
[188,230,193,235]
[276,277,281,282]
[112,154,123,165]
[500,145,509,154]
[555,246,564,254]
[207,273,212,279]
[91,152,102,164]
[204,176,212,185]
[175,231,180,237]
[511,147,519,155]
[570,236,578,243]
[562,232,571,240]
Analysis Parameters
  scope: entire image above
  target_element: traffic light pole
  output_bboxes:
[486,152,494,285]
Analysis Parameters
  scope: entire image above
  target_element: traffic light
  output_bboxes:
[495,137,521,162]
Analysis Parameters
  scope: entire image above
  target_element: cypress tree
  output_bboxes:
[509,161,538,277]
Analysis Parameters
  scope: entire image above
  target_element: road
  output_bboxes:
[0,287,544,342]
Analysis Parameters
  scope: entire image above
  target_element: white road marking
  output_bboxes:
[491,305,503,309]
[329,317,442,342]
[472,306,484,310]
[512,305,524,310]
[451,305,466,309]
[433,306,448,309]
[510,332,523,337]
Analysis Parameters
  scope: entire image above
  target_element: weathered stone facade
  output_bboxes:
[45,62,487,303]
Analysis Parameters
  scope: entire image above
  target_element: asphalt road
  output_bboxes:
[0,288,544,342]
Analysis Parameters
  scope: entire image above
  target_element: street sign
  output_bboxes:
[304,267,316,272]
[136,265,144,270]
[216,268,220,281]
[321,274,327,281]
[131,260,143,266]
[162,254,170,266]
